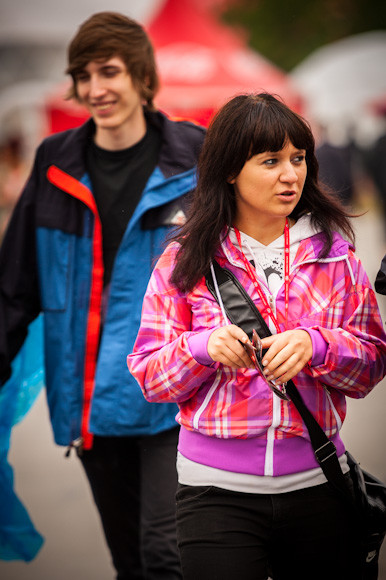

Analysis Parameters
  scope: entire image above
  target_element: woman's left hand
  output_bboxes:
[260,330,312,385]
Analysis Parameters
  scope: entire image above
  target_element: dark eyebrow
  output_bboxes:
[100,64,122,72]
[75,63,122,76]
[74,67,88,76]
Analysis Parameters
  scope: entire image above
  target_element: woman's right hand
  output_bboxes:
[207,324,255,369]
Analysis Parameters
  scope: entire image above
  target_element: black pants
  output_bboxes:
[80,428,182,580]
[176,477,362,580]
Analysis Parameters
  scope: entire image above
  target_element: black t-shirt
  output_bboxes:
[86,122,162,286]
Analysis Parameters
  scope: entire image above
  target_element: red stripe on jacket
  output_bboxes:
[47,165,103,450]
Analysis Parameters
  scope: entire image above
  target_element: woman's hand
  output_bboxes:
[260,330,313,384]
[207,325,255,369]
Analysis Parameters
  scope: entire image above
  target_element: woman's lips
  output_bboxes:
[277,191,297,199]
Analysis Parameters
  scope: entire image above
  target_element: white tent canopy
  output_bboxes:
[291,31,386,146]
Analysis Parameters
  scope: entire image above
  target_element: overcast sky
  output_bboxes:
[0,0,163,44]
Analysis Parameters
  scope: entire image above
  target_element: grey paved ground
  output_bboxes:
[1,196,386,580]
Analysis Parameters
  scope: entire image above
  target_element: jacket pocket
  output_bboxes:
[36,227,74,311]
[324,386,343,431]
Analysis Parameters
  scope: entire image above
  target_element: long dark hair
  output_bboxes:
[171,93,355,292]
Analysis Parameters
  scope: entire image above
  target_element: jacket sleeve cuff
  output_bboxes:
[187,329,217,366]
[298,327,328,367]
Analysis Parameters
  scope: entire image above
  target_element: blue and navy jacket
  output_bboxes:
[0,109,205,449]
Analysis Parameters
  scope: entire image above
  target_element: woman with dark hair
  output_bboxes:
[128,93,386,580]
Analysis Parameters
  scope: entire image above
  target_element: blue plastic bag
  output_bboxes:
[0,316,45,561]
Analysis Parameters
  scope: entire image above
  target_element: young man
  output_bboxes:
[0,12,205,579]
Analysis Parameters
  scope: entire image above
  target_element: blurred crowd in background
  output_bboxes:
[1,0,385,244]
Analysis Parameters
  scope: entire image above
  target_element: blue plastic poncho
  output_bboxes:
[0,316,45,561]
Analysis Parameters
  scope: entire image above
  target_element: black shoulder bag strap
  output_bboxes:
[206,260,350,498]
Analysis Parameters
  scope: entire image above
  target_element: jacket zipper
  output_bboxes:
[264,293,282,476]
[47,165,103,451]
[65,437,84,458]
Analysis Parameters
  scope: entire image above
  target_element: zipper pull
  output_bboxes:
[65,437,84,458]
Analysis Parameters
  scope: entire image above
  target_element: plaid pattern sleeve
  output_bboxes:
[127,243,218,404]
[304,251,386,398]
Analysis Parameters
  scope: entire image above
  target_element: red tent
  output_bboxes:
[45,88,89,134]
[147,0,302,125]
[45,0,302,132]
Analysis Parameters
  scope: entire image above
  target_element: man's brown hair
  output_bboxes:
[66,11,159,109]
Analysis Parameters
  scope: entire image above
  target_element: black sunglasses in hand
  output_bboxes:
[243,329,289,401]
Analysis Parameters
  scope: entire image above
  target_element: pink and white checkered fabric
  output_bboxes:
[128,231,386,441]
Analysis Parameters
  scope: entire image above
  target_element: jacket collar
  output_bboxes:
[46,108,205,181]
[144,109,205,178]
[293,231,354,266]
[218,227,354,269]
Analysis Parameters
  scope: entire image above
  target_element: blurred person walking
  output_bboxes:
[375,254,386,295]
[0,12,205,580]
[128,93,386,580]
[316,136,356,207]
[0,137,29,240]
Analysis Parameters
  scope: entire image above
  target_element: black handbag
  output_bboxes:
[206,260,386,579]
[346,451,386,578]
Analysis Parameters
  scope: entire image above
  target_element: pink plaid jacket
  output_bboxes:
[128,231,386,444]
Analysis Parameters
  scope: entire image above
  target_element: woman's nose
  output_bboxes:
[280,162,298,183]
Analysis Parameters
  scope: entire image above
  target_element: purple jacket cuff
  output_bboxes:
[299,327,328,367]
[187,329,216,366]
